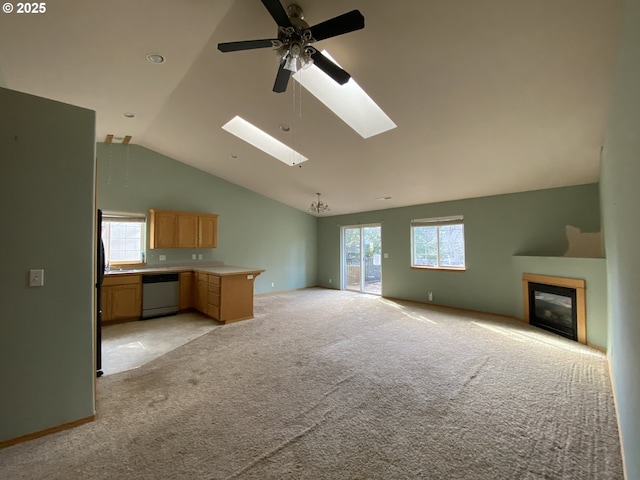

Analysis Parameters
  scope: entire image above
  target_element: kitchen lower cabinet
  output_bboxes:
[203,272,262,323]
[102,285,112,322]
[179,271,193,311]
[100,267,263,325]
[196,272,208,313]
[102,274,142,323]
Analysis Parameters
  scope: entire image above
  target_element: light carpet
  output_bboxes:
[0,288,623,479]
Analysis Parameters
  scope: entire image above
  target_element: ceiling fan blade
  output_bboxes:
[218,39,278,52]
[273,63,292,93]
[310,51,351,85]
[261,0,292,28]
[308,10,365,42]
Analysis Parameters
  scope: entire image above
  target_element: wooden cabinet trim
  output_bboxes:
[103,274,142,286]
[149,209,218,250]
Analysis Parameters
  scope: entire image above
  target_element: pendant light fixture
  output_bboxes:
[309,193,330,214]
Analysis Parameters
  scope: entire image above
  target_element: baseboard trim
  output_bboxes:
[381,295,608,353]
[255,286,323,297]
[607,356,628,480]
[381,295,521,322]
[587,342,607,353]
[0,414,96,450]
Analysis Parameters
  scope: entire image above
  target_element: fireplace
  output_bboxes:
[522,274,586,344]
[528,282,577,340]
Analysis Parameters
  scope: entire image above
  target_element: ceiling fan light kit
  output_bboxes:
[218,0,364,93]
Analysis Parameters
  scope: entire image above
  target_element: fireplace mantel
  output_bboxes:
[522,273,586,344]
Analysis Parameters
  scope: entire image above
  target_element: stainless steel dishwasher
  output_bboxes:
[141,273,179,319]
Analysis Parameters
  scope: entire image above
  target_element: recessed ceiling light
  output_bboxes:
[293,50,396,139]
[123,112,135,118]
[146,53,165,64]
[222,116,308,167]
[279,124,291,132]
[376,196,392,201]
[230,153,238,159]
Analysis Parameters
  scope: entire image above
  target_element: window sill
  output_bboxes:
[411,266,466,272]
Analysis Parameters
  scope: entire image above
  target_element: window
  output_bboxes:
[101,212,146,265]
[411,216,465,269]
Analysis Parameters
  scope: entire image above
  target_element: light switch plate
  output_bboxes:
[29,269,44,287]
[247,274,254,280]
[159,255,166,261]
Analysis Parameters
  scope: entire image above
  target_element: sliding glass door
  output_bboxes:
[342,224,382,294]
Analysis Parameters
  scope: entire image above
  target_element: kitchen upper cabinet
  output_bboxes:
[149,210,177,249]
[149,209,218,249]
[198,215,217,248]
[177,214,198,248]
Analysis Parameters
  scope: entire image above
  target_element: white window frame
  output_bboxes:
[102,212,146,266]
[411,215,466,270]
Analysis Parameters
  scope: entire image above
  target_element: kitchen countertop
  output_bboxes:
[105,264,265,277]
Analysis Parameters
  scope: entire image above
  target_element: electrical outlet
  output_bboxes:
[198,254,203,260]
[329,278,332,284]
[192,254,196,260]
[159,255,166,261]
[271,282,275,287]
[428,291,433,302]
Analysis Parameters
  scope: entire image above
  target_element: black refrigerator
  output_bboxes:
[96,209,105,377]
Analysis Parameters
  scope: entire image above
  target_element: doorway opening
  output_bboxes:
[342,224,382,295]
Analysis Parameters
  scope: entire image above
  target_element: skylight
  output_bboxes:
[293,50,396,139]
[221,116,308,166]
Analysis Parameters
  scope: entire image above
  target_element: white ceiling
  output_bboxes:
[0,0,622,215]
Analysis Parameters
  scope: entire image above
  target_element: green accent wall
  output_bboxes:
[96,144,317,293]
[318,184,604,341]
[600,0,640,477]
[0,87,96,442]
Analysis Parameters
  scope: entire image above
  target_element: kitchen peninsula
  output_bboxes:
[104,264,264,325]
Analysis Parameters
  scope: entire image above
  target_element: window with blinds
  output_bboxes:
[101,212,146,265]
[410,215,465,269]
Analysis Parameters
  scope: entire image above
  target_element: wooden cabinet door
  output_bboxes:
[178,214,198,248]
[219,275,255,322]
[179,272,192,310]
[101,286,112,322]
[151,210,177,249]
[198,215,218,248]
[111,284,141,321]
[195,274,208,313]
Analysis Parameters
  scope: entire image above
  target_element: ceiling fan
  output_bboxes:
[218,0,364,93]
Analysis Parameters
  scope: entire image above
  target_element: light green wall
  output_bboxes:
[600,0,640,477]
[318,183,601,323]
[0,88,96,442]
[96,144,317,293]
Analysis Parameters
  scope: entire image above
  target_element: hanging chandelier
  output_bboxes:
[309,193,330,214]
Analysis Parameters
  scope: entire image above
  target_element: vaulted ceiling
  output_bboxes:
[0,0,622,215]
